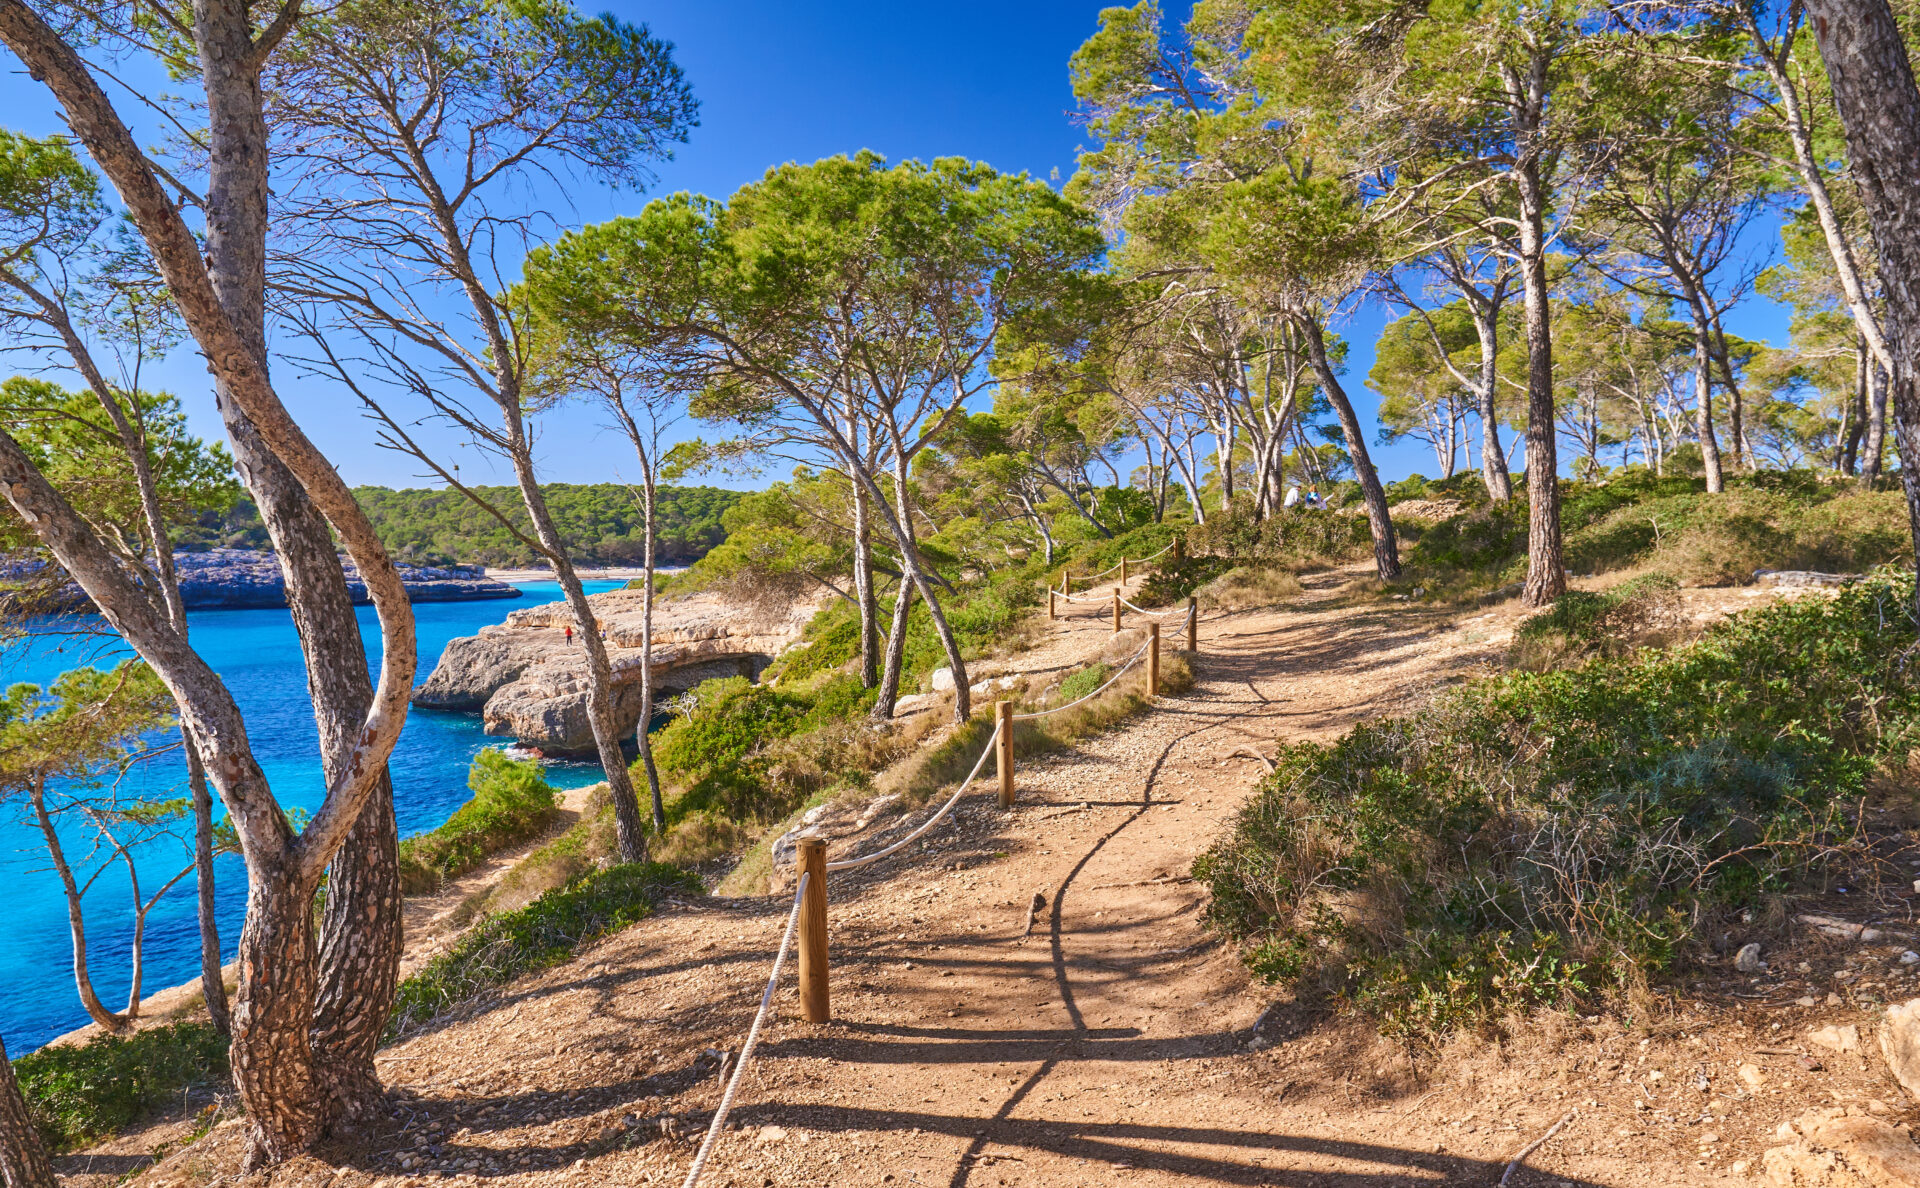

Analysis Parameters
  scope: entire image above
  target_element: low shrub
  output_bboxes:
[397,750,561,894]
[1509,573,1682,670]
[13,1021,229,1151]
[1195,565,1304,612]
[1197,569,1920,1043]
[1056,662,1111,703]
[1187,505,1370,569]
[1136,555,1233,607]
[389,862,700,1035]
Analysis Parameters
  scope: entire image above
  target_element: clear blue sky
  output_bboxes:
[0,0,1794,490]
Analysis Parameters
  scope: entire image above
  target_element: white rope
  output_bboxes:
[1137,541,1176,561]
[1119,597,1187,618]
[1012,643,1149,720]
[680,871,809,1188]
[825,719,1003,871]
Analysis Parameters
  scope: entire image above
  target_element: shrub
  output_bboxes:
[1056,663,1111,703]
[1188,506,1370,568]
[1510,573,1682,670]
[652,677,810,822]
[1195,565,1304,612]
[397,750,562,894]
[13,1021,229,1151]
[1198,569,1920,1042]
[1136,555,1233,607]
[389,861,701,1035]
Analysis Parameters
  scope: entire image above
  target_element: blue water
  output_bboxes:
[0,581,622,1053]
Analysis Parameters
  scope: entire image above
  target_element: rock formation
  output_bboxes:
[414,586,828,753]
[3,548,520,609]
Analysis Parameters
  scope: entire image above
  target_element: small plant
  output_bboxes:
[1194,565,1304,612]
[12,1021,229,1151]
[397,749,561,894]
[389,861,700,1035]
[1056,663,1111,703]
[1136,555,1233,606]
[1510,573,1681,670]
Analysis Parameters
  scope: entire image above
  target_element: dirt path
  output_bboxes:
[112,572,1902,1188]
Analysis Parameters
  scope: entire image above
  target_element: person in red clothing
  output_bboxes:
[564,625,573,644]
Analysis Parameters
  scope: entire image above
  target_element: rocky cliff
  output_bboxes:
[4,548,521,610]
[413,586,828,753]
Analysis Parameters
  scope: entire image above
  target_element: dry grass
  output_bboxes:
[1196,565,1305,612]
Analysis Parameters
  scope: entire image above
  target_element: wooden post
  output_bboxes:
[1112,586,1122,634]
[1121,556,1129,583]
[1186,597,1198,652]
[1048,588,1056,620]
[996,700,1015,808]
[1173,535,1185,565]
[1148,623,1160,697]
[797,837,829,1024]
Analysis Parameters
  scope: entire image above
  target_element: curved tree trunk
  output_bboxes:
[28,778,128,1033]
[1863,359,1889,485]
[872,574,914,720]
[1691,331,1725,493]
[1474,307,1514,502]
[1300,315,1400,582]
[850,468,880,689]
[639,467,664,833]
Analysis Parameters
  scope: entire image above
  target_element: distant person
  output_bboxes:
[1305,488,1325,510]
[564,625,573,644]
[1283,484,1302,509]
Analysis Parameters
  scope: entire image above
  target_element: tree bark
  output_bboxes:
[1691,327,1726,493]
[1805,0,1920,615]
[1863,358,1888,485]
[849,465,880,689]
[0,1029,55,1188]
[1299,316,1400,581]
[27,778,127,1032]
[872,574,914,720]
[1515,155,1564,607]
[639,466,664,833]
[188,745,230,1037]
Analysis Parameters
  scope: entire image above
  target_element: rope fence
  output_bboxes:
[681,553,1206,1185]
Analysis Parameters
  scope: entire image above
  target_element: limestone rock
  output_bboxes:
[1883,1000,1920,1100]
[930,667,956,693]
[1756,570,1860,589]
[1811,1025,1863,1054]
[6,548,521,611]
[414,586,828,752]
[1762,1108,1920,1187]
[1737,942,1767,973]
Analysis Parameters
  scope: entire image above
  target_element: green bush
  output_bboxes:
[1056,663,1111,703]
[12,1021,229,1151]
[397,750,561,894]
[1510,573,1680,669]
[389,862,701,1035]
[1137,555,1234,606]
[1187,505,1371,568]
[1198,569,1920,1042]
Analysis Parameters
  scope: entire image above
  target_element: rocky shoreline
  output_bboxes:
[414,586,827,752]
[5,548,521,610]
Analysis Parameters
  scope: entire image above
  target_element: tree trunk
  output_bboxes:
[1691,329,1725,493]
[1863,358,1888,485]
[1805,0,1920,615]
[218,391,400,1137]
[849,468,880,689]
[28,778,127,1032]
[872,574,914,720]
[1300,315,1400,581]
[0,1029,55,1188]
[509,440,649,861]
[1515,158,1564,607]
[639,469,664,834]
[230,856,323,1167]
[183,744,230,1036]
[1842,335,1866,474]
[878,454,970,721]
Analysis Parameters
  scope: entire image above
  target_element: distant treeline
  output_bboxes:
[178,484,743,567]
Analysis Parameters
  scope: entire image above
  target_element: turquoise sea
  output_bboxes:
[0,581,622,1053]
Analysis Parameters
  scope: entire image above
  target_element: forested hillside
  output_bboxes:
[177,485,742,567]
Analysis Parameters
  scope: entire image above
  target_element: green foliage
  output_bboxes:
[389,861,700,1034]
[396,750,561,894]
[1407,470,1911,592]
[12,1022,229,1151]
[1187,504,1372,568]
[350,483,743,567]
[1198,570,1920,1042]
[1137,554,1234,606]
[1511,573,1681,669]
[1056,663,1112,703]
